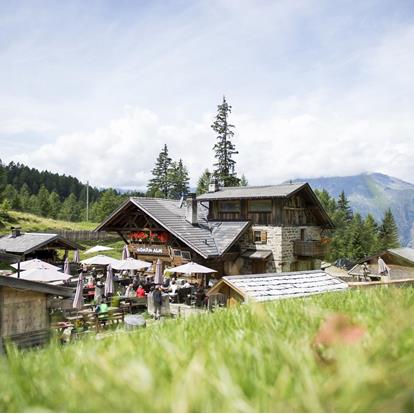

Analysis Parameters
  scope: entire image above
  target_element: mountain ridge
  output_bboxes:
[291,172,414,247]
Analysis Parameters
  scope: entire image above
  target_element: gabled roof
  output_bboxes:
[197,183,305,201]
[388,248,414,265]
[0,232,81,255]
[96,198,250,259]
[0,275,73,297]
[197,182,334,229]
[208,270,348,302]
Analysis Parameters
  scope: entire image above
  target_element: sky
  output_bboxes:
[1,0,414,190]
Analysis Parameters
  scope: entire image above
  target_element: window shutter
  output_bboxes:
[261,231,267,244]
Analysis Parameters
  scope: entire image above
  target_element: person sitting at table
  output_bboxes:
[183,280,192,289]
[136,285,146,298]
[169,279,179,294]
[125,283,136,297]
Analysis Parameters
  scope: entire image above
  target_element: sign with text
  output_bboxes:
[133,244,169,256]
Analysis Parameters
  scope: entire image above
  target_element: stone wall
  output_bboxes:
[236,225,322,274]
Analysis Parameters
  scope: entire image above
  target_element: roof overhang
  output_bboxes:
[241,249,273,260]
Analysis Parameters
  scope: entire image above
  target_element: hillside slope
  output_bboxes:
[0,210,98,234]
[293,172,414,246]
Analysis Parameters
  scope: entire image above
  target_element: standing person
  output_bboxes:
[153,285,163,320]
[94,277,104,305]
[361,262,370,282]
[378,256,390,281]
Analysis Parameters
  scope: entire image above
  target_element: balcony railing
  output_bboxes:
[293,240,327,258]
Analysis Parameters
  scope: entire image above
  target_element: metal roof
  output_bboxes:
[217,270,348,302]
[0,232,80,255]
[388,248,414,264]
[197,183,305,201]
[128,198,250,259]
[0,275,73,297]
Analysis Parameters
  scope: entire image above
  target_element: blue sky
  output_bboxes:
[1,0,414,189]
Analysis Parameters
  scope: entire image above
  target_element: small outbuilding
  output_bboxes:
[207,270,348,305]
[0,275,73,352]
[348,248,414,280]
[0,228,82,263]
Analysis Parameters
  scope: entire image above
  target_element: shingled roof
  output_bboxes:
[0,275,73,297]
[0,232,80,255]
[197,183,305,200]
[96,198,250,259]
[209,270,348,302]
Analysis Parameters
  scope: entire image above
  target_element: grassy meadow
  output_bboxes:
[0,210,98,234]
[0,287,413,412]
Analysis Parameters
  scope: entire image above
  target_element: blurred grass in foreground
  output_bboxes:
[0,287,413,412]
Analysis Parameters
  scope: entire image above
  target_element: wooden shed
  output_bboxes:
[207,270,348,305]
[0,275,73,352]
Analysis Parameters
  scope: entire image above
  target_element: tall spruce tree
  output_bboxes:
[379,208,400,249]
[211,96,239,187]
[167,159,190,199]
[337,191,353,221]
[196,169,211,195]
[240,174,248,186]
[147,144,172,198]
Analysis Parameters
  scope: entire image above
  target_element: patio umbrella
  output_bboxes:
[14,267,71,283]
[104,264,114,296]
[80,255,120,266]
[63,257,70,275]
[84,245,113,255]
[168,262,217,275]
[121,245,130,260]
[73,249,80,263]
[11,259,60,271]
[73,271,85,309]
[112,257,152,271]
[154,258,163,285]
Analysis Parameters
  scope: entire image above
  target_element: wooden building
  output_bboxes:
[0,228,81,263]
[348,247,414,280]
[96,182,334,276]
[207,270,348,305]
[0,275,73,352]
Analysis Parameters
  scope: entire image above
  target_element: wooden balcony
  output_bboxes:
[293,240,327,258]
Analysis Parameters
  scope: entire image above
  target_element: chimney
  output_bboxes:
[208,177,220,193]
[185,193,198,225]
[11,227,21,238]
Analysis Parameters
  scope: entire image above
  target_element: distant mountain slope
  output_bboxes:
[292,173,414,246]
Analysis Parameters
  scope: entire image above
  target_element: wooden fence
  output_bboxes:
[55,230,119,242]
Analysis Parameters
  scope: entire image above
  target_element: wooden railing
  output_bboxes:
[294,240,327,258]
[55,230,118,242]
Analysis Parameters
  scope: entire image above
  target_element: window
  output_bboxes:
[172,249,182,257]
[248,200,272,212]
[218,200,240,213]
[300,229,305,241]
[181,251,191,261]
[253,230,267,244]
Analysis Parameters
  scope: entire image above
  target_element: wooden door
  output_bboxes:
[251,260,266,274]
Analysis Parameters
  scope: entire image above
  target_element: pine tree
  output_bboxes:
[48,192,61,219]
[19,183,31,212]
[59,194,81,221]
[362,214,380,256]
[37,185,51,217]
[2,184,20,210]
[167,159,190,199]
[211,96,239,187]
[90,189,121,222]
[379,208,400,249]
[196,169,211,195]
[337,191,353,221]
[347,213,365,260]
[239,174,248,186]
[147,144,172,198]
